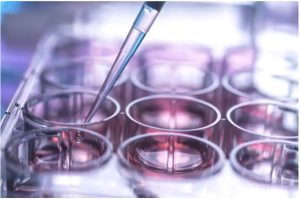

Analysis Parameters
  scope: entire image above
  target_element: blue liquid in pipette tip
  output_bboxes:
[84,2,164,124]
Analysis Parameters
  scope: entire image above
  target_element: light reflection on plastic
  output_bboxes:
[157,111,191,129]
[52,175,81,186]
[257,30,298,55]
[155,149,191,169]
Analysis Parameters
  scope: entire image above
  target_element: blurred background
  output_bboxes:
[1,1,298,116]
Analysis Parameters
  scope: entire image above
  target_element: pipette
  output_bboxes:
[84,1,165,123]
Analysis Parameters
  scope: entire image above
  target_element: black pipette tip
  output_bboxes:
[145,1,165,12]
